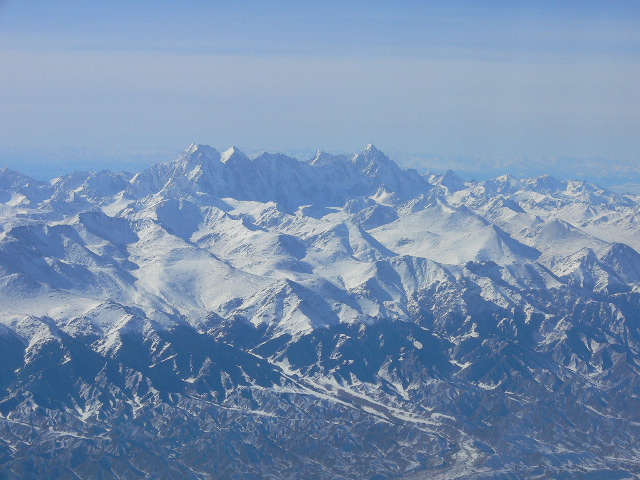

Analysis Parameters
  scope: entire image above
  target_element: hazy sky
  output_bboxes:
[1,1,639,169]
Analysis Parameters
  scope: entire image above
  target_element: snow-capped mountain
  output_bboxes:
[1,144,640,479]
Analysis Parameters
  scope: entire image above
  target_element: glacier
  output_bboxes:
[0,144,639,479]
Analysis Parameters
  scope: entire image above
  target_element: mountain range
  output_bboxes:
[0,144,639,479]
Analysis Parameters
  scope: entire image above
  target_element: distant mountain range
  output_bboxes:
[0,144,639,479]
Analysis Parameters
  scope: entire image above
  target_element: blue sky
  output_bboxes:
[0,1,639,184]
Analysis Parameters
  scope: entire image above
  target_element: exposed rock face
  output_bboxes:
[0,144,639,479]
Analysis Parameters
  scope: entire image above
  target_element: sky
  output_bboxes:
[1,1,639,187]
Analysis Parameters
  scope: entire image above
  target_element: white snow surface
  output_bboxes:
[1,143,639,336]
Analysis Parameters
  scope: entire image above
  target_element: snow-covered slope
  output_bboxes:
[0,144,639,479]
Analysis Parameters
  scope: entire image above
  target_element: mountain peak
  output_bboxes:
[527,173,565,193]
[364,143,379,153]
[221,146,250,164]
[0,166,44,189]
[310,150,344,167]
[185,143,199,154]
[185,143,219,158]
[175,144,221,171]
[353,144,398,172]
[440,169,465,192]
[360,144,389,161]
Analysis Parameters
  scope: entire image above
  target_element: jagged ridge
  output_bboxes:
[0,144,639,479]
